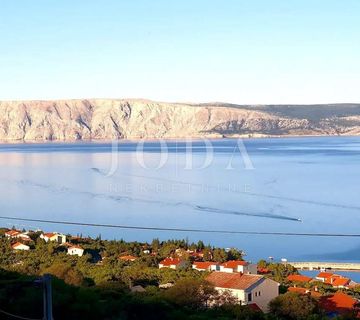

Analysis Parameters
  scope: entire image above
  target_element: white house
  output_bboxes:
[67,245,84,256]
[40,232,66,244]
[11,242,30,251]
[219,260,257,274]
[315,272,334,282]
[5,230,30,241]
[5,230,21,238]
[158,258,186,269]
[206,272,279,312]
[192,261,219,271]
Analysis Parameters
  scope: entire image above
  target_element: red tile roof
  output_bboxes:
[205,272,263,290]
[159,258,182,266]
[43,233,56,238]
[287,274,312,283]
[5,230,21,236]
[257,267,270,274]
[288,287,308,294]
[316,272,333,279]
[288,287,321,298]
[119,255,137,261]
[332,277,351,287]
[221,260,248,268]
[248,303,262,312]
[193,261,218,269]
[320,292,358,315]
[11,242,27,249]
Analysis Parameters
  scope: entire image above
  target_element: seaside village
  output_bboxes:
[3,227,360,317]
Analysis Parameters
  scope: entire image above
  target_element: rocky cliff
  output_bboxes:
[0,99,360,141]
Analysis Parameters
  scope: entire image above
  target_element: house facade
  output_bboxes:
[40,232,66,244]
[67,245,84,256]
[192,261,219,271]
[5,230,31,241]
[206,272,279,312]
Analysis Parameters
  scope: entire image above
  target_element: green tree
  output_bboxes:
[164,278,216,308]
[213,248,227,262]
[269,292,320,320]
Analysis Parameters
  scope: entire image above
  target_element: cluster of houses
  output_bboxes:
[158,257,279,312]
[287,271,358,291]
[287,272,360,317]
[4,229,85,257]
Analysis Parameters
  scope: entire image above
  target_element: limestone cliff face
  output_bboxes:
[0,99,359,141]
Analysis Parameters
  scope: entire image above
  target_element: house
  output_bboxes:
[5,229,21,238]
[315,272,355,289]
[287,274,312,283]
[319,292,359,317]
[192,261,219,271]
[315,272,334,282]
[288,287,307,294]
[158,258,186,269]
[11,242,30,251]
[40,232,66,244]
[288,287,321,298]
[5,230,30,241]
[17,233,31,241]
[219,260,257,274]
[206,272,279,312]
[119,255,138,262]
[332,277,352,289]
[67,245,84,256]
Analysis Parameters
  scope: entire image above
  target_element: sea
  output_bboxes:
[0,136,359,265]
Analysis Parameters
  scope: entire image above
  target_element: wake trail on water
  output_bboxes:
[90,168,300,221]
[89,168,360,211]
[5,177,300,222]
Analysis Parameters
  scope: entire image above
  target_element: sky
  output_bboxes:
[0,0,359,104]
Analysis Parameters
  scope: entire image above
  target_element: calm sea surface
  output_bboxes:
[0,137,359,263]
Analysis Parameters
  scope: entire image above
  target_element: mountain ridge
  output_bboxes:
[0,99,360,141]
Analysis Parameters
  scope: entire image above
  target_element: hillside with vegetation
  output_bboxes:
[1,228,360,319]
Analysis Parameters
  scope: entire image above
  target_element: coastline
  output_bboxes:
[0,133,359,145]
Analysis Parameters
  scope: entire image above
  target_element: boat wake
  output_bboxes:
[3,177,301,222]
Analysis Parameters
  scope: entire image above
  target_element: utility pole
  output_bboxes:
[42,274,53,320]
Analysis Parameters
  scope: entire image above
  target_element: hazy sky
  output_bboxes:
[1,0,359,104]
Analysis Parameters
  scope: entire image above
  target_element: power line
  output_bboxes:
[0,307,41,320]
[1,215,360,237]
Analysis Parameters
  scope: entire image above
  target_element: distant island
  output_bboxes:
[0,99,360,141]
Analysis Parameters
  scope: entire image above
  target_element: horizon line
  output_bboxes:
[0,97,360,106]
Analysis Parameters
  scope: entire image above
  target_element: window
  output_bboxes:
[258,291,261,296]
[248,293,252,302]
